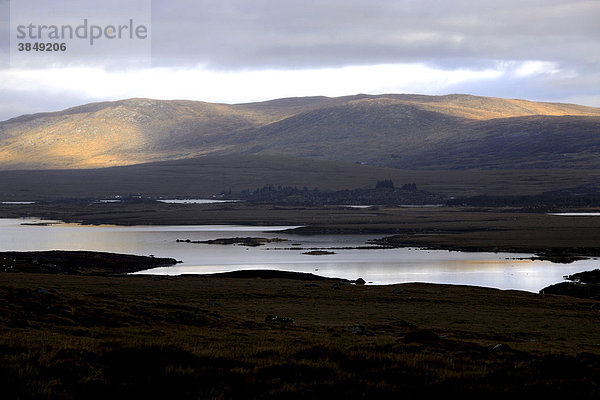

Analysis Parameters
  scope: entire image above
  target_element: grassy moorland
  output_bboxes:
[3,155,600,201]
[1,269,600,399]
[2,200,600,398]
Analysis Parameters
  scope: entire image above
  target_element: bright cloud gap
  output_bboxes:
[0,60,597,121]
[1,61,544,102]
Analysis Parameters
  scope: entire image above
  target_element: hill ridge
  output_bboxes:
[1,93,599,170]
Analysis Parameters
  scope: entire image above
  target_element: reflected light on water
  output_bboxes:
[0,218,593,292]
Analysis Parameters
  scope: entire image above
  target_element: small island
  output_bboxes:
[177,237,288,247]
[303,250,336,255]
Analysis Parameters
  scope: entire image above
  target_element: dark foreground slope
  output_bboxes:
[1,270,599,399]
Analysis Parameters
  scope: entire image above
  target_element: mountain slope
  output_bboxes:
[0,98,284,169]
[1,94,600,170]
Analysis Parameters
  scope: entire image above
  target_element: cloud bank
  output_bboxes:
[1,0,599,120]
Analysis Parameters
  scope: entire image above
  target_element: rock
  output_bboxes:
[354,278,366,285]
[265,315,295,324]
[392,320,417,329]
[348,324,367,335]
[392,288,404,294]
[37,287,48,294]
[490,343,511,353]
[210,311,224,319]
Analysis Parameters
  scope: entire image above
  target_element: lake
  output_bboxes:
[0,218,594,292]
[157,199,239,204]
[549,212,600,216]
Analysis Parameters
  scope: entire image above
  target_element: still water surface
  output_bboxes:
[1,218,595,292]
[157,199,239,204]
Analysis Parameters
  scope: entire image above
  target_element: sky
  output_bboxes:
[0,0,599,120]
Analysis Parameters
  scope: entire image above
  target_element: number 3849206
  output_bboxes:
[17,42,67,51]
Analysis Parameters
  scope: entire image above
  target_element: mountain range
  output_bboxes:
[2,93,600,170]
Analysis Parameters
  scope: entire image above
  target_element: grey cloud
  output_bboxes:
[0,0,8,67]
[150,0,600,72]
[1,0,599,120]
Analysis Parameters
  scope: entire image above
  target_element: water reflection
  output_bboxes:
[157,199,239,204]
[549,212,600,216]
[0,218,593,292]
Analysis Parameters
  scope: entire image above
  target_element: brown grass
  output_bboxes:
[1,272,599,398]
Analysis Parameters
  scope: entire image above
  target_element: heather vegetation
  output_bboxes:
[1,267,600,399]
[449,185,600,207]
[232,181,444,205]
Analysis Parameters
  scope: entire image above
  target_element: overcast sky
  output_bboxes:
[0,0,599,120]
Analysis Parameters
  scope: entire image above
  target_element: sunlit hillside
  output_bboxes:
[1,94,599,170]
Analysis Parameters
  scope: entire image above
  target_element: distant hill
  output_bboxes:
[1,94,599,170]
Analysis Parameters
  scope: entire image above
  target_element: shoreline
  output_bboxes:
[4,206,600,264]
[0,249,588,295]
[2,208,600,293]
